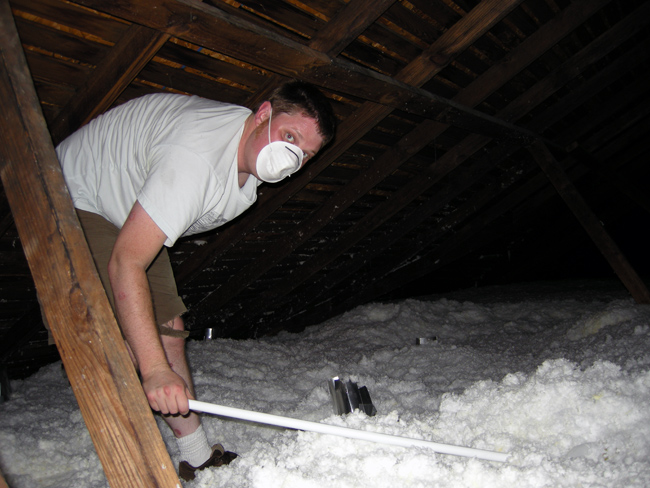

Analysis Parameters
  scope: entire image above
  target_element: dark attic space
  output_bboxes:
[1,0,650,486]
[3,0,649,379]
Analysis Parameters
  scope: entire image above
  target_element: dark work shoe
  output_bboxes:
[178,443,238,481]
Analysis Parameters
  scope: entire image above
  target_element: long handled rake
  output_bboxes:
[189,399,509,463]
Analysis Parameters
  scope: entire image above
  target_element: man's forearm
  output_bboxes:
[106,202,191,415]
[108,259,169,376]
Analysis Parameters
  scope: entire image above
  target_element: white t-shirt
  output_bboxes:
[57,93,258,247]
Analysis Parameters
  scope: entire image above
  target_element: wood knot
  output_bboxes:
[429,53,450,67]
[69,285,89,319]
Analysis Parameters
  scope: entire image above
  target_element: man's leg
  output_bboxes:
[159,315,201,437]
[159,316,237,481]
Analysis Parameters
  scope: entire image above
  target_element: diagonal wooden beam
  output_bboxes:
[0,3,180,486]
[528,141,650,303]
[49,23,170,145]
[174,0,523,286]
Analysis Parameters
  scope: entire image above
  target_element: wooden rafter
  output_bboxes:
[0,2,180,485]
[70,0,534,139]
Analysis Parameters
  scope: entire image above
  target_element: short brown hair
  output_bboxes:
[269,81,337,145]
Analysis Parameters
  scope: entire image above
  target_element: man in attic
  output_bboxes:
[54,81,336,481]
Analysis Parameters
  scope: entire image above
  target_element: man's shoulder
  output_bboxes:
[130,92,249,116]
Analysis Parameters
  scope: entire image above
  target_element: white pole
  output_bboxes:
[189,399,509,463]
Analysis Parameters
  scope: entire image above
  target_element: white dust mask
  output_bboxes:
[255,108,304,183]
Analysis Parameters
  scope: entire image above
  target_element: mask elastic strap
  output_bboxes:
[267,106,272,144]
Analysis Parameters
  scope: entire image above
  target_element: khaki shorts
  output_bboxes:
[46,209,188,343]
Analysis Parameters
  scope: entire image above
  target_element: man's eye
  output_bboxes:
[285,133,295,143]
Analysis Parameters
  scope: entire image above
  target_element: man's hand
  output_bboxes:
[141,365,194,416]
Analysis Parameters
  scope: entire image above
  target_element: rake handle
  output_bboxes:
[189,399,509,463]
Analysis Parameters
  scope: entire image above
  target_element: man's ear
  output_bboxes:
[254,101,272,127]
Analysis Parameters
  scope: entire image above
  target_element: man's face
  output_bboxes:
[239,101,324,180]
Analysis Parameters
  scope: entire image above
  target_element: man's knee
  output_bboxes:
[169,316,185,331]
[159,316,189,339]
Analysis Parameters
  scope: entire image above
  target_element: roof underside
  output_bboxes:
[1,0,649,380]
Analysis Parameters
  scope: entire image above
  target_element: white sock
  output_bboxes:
[177,424,212,467]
